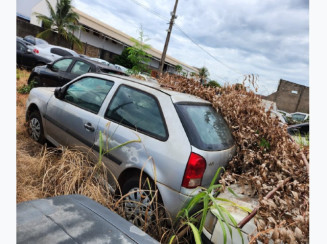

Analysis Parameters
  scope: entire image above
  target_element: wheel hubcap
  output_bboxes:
[30,118,41,141]
[124,187,154,227]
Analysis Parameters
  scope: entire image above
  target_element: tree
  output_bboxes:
[206,80,221,88]
[114,48,133,69]
[198,66,209,84]
[34,0,83,49]
[127,27,152,75]
[175,64,182,75]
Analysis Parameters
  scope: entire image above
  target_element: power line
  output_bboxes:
[128,0,244,78]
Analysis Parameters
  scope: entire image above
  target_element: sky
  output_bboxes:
[72,0,309,95]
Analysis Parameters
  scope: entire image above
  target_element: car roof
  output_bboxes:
[86,73,211,104]
[17,195,158,244]
[17,36,34,46]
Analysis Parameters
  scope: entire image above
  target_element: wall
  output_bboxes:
[264,79,309,113]
[17,18,71,48]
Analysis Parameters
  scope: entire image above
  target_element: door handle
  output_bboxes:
[84,122,95,132]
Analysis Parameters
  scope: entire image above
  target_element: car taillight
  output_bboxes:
[33,48,39,54]
[182,153,206,188]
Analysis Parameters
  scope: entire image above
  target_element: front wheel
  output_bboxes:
[28,111,45,144]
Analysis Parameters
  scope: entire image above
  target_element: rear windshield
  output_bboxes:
[50,48,73,57]
[176,104,234,151]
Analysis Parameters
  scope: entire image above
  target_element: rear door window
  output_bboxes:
[105,85,168,140]
[53,58,73,72]
[176,104,234,151]
[71,61,91,75]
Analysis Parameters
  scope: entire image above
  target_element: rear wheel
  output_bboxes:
[121,175,164,227]
[28,111,45,144]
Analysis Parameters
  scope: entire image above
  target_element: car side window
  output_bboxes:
[292,114,305,121]
[52,58,73,72]
[17,41,26,52]
[105,85,168,140]
[50,48,73,57]
[71,61,91,75]
[63,77,114,114]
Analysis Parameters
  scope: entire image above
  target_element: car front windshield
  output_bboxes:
[176,104,234,151]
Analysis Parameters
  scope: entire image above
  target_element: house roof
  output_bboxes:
[73,8,198,72]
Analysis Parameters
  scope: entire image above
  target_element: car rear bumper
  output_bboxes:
[156,182,202,218]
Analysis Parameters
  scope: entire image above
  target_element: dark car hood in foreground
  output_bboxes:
[17,195,158,244]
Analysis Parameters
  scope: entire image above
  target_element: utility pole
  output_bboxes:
[159,0,179,74]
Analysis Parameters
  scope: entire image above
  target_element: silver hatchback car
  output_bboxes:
[26,73,236,219]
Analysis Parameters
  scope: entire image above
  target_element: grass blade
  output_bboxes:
[216,197,252,213]
[187,222,202,244]
[227,187,239,197]
[210,194,233,241]
[212,210,227,244]
[219,205,244,244]
[198,194,209,234]
[209,167,225,189]
[176,192,206,218]
[168,235,176,244]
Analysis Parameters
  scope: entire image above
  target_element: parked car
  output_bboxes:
[31,44,79,62]
[17,195,158,244]
[287,122,309,146]
[88,57,112,66]
[17,37,51,69]
[23,35,49,45]
[25,73,236,220]
[115,64,129,73]
[27,56,128,87]
[289,112,309,122]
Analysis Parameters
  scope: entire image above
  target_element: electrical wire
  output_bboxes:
[128,0,244,78]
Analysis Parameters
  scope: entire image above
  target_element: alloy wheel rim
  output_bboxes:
[124,187,154,227]
[30,118,41,141]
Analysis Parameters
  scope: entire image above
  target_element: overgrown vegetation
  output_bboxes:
[204,80,221,88]
[127,26,152,75]
[156,74,309,243]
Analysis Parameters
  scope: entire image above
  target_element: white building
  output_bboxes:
[24,0,198,76]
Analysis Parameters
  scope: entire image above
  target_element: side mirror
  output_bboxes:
[54,87,64,99]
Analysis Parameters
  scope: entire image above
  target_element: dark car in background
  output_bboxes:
[28,56,129,87]
[17,37,51,69]
[23,35,49,45]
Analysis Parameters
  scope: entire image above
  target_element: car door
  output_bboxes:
[44,76,115,148]
[41,58,74,86]
[95,84,169,183]
[64,60,93,84]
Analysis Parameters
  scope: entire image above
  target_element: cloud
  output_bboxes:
[73,0,308,95]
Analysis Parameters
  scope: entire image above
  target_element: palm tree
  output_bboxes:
[175,64,182,75]
[34,0,82,48]
[198,66,209,84]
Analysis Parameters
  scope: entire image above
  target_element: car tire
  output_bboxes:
[28,111,46,144]
[121,175,164,227]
